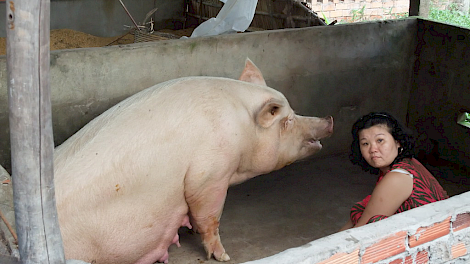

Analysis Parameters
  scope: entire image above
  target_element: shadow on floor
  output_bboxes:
[424,158,470,197]
[169,152,469,264]
[1,153,467,263]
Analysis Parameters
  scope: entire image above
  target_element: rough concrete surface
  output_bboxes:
[167,153,470,264]
[0,19,418,173]
[168,152,377,264]
[0,153,468,263]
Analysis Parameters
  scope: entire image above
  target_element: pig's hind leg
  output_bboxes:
[186,186,230,262]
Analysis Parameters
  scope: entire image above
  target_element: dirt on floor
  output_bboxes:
[0,28,196,56]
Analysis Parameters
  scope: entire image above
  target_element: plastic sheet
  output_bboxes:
[190,0,258,38]
[457,112,470,128]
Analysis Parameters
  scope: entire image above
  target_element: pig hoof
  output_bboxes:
[215,252,230,262]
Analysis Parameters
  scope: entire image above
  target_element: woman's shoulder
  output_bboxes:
[391,158,415,171]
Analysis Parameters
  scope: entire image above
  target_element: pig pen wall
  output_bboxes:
[0,0,185,38]
[0,16,469,263]
[408,20,470,167]
[241,19,470,264]
[0,18,417,173]
[241,191,470,264]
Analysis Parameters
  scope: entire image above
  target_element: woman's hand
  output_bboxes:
[353,171,413,228]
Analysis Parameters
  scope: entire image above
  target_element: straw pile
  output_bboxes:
[0,28,195,56]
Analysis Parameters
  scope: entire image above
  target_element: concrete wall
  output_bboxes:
[237,21,470,264]
[408,20,470,167]
[0,14,469,264]
[0,0,185,38]
[0,19,417,172]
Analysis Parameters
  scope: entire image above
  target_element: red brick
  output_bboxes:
[370,2,382,7]
[318,248,360,264]
[389,258,404,264]
[453,213,470,232]
[414,250,429,264]
[383,1,394,8]
[451,243,467,259]
[361,231,407,264]
[404,255,413,264]
[394,6,410,12]
[390,253,426,264]
[329,10,343,17]
[336,3,351,9]
[409,217,451,248]
[322,3,336,11]
[394,0,410,7]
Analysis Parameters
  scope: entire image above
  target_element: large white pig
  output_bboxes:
[54,58,333,264]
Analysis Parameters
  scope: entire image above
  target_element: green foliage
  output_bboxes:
[389,10,409,19]
[321,12,330,25]
[351,6,366,22]
[345,5,408,23]
[332,1,470,27]
[429,4,470,28]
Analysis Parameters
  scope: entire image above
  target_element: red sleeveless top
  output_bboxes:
[350,158,449,225]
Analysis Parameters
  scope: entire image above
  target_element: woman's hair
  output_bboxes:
[349,112,415,174]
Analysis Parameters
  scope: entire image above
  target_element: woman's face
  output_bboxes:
[358,124,401,173]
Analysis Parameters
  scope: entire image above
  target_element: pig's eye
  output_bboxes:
[271,106,279,115]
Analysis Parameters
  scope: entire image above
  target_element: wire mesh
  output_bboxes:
[133,29,181,43]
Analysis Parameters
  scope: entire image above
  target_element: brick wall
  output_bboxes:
[304,0,410,23]
[243,191,470,264]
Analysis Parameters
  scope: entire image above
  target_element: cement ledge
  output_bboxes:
[241,191,470,264]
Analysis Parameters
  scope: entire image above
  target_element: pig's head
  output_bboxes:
[275,114,334,168]
[240,58,333,172]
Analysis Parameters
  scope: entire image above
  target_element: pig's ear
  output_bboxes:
[256,99,284,128]
[239,58,267,86]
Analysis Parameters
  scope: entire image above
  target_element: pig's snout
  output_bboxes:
[325,116,334,135]
[312,116,333,141]
[316,116,333,146]
[304,116,333,149]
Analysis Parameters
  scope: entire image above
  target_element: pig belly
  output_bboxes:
[59,184,190,264]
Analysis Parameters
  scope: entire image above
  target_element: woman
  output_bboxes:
[340,112,448,231]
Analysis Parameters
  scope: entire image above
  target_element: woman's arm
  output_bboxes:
[340,219,354,231]
[353,171,413,228]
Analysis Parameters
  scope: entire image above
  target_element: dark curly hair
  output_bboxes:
[349,112,415,174]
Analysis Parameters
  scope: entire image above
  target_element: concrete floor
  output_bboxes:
[168,152,470,264]
[0,152,468,264]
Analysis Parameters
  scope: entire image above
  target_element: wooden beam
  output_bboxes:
[187,10,320,25]
[409,0,420,16]
[6,0,65,263]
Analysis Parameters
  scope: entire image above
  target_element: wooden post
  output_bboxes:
[409,0,420,16]
[419,0,430,18]
[463,0,470,15]
[6,0,65,263]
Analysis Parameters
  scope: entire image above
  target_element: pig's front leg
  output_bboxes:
[186,185,230,262]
